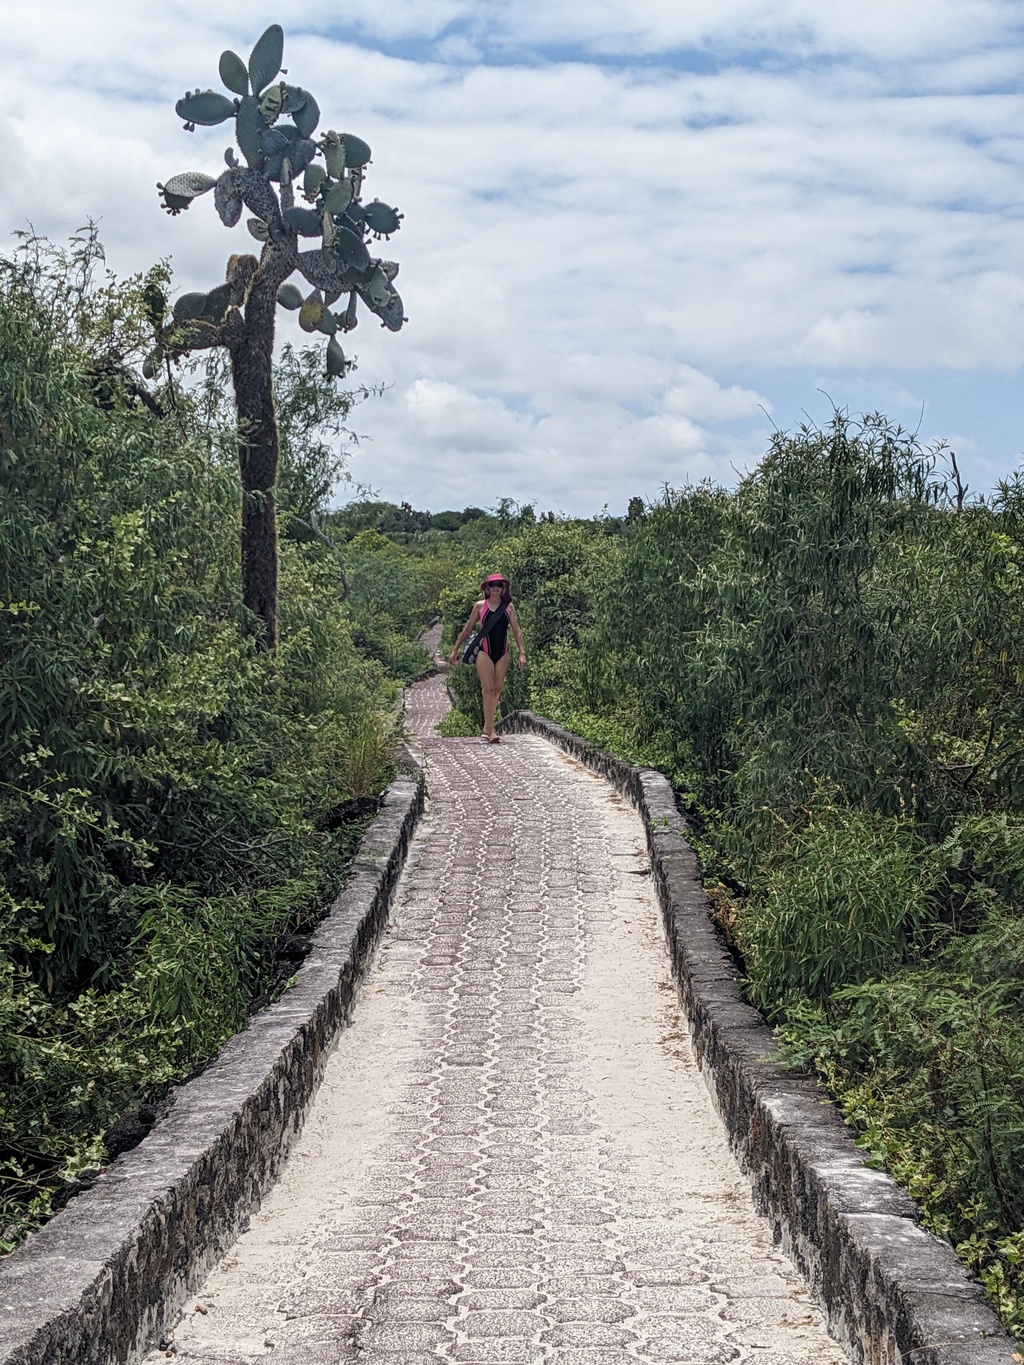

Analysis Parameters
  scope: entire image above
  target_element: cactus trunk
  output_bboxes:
[229,261,287,649]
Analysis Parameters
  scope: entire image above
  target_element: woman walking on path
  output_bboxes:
[450,574,527,743]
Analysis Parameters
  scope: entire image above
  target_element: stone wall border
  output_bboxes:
[0,773,424,1365]
[499,708,1017,1365]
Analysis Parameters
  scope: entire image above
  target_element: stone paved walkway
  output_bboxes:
[151,670,849,1365]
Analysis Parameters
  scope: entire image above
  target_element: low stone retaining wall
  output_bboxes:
[0,774,423,1365]
[499,709,1017,1365]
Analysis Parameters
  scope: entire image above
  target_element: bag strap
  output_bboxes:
[463,601,506,659]
[476,601,507,641]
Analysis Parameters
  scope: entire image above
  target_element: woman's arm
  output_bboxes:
[508,603,527,667]
[449,601,483,664]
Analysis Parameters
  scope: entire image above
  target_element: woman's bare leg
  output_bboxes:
[491,652,511,720]
[476,652,498,737]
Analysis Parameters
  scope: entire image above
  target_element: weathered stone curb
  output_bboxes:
[498,709,1017,1365]
[0,774,424,1365]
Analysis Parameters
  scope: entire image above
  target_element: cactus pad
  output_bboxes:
[248,24,284,96]
[225,253,258,305]
[247,217,270,241]
[298,289,325,332]
[281,85,308,114]
[358,281,405,331]
[173,290,214,323]
[364,264,391,308]
[334,225,370,271]
[340,133,372,168]
[259,84,284,123]
[322,132,345,180]
[267,218,290,246]
[284,206,323,236]
[316,309,339,335]
[163,171,218,201]
[236,96,266,168]
[380,290,406,331]
[363,200,402,238]
[277,283,305,310]
[341,200,365,228]
[283,136,316,176]
[158,186,195,216]
[324,176,353,216]
[303,164,326,199]
[262,126,290,158]
[341,291,359,332]
[219,50,249,96]
[176,89,236,126]
[293,92,320,139]
[326,334,349,377]
[296,248,343,289]
[214,169,244,226]
[261,127,292,178]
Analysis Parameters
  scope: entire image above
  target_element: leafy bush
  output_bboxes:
[777,933,1024,1333]
[739,812,933,1013]
[435,709,480,738]
[0,236,398,1248]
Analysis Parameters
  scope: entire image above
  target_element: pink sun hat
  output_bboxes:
[481,572,511,603]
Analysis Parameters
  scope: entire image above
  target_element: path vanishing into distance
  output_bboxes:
[151,662,849,1365]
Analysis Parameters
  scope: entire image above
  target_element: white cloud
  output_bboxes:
[663,369,766,423]
[3,2,1024,510]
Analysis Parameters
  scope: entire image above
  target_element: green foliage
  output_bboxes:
[0,236,402,1250]
[436,709,480,738]
[340,530,434,683]
[776,934,1024,1330]
[271,344,367,522]
[741,811,934,1014]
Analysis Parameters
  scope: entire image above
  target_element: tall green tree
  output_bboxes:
[154,24,406,647]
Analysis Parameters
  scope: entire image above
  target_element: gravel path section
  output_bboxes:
[152,671,848,1365]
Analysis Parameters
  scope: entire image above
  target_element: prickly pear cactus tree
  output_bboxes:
[153,24,406,649]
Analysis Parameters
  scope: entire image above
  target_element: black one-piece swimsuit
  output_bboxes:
[480,603,510,659]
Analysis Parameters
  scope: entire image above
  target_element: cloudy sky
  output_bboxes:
[6,1,1024,514]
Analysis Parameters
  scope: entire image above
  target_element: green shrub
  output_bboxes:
[738,811,933,1013]
[0,235,398,1249]
[436,709,480,737]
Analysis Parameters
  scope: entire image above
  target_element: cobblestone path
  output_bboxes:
[154,671,849,1365]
